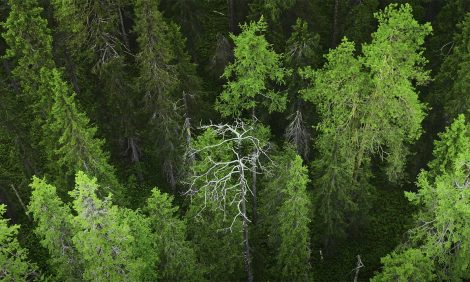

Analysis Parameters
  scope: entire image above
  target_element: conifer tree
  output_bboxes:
[433,12,470,119]
[0,204,37,281]
[39,68,123,199]
[29,176,83,280]
[260,147,311,280]
[373,115,470,281]
[2,0,122,200]
[284,19,320,158]
[216,17,290,118]
[70,172,157,281]
[134,0,184,189]
[145,189,202,281]
[301,4,431,243]
[2,0,54,99]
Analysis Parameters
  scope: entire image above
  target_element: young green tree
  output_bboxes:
[0,205,37,281]
[145,189,202,281]
[216,17,290,118]
[301,39,367,242]
[373,115,470,281]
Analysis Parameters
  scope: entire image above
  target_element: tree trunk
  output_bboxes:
[238,138,253,282]
[251,108,257,225]
[228,0,236,34]
[331,0,340,47]
[241,184,253,282]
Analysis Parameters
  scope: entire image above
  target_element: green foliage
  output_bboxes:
[29,177,83,280]
[301,38,368,240]
[70,172,156,281]
[0,204,36,281]
[301,4,431,242]
[40,68,122,199]
[134,0,177,103]
[216,17,291,117]
[374,115,470,281]
[361,3,431,181]
[371,249,435,282]
[2,0,54,97]
[30,172,159,281]
[260,147,311,280]
[433,12,470,118]
[145,189,202,281]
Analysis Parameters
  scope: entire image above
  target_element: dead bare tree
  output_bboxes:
[186,120,270,282]
[285,110,311,159]
[353,254,364,282]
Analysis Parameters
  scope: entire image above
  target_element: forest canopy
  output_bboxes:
[0,0,469,281]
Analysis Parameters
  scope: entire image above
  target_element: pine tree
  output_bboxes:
[0,204,37,281]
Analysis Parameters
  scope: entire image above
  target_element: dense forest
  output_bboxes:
[0,0,469,281]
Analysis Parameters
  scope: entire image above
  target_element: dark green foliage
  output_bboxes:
[1,1,470,281]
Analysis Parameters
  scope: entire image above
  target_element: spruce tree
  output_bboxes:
[216,17,290,118]
[40,68,123,200]
[373,115,470,281]
[145,189,202,281]
[29,176,83,280]
[0,205,37,281]
[301,4,431,242]
[260,147,311,280]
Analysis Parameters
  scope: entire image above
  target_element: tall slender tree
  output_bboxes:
[260,147,311,280]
